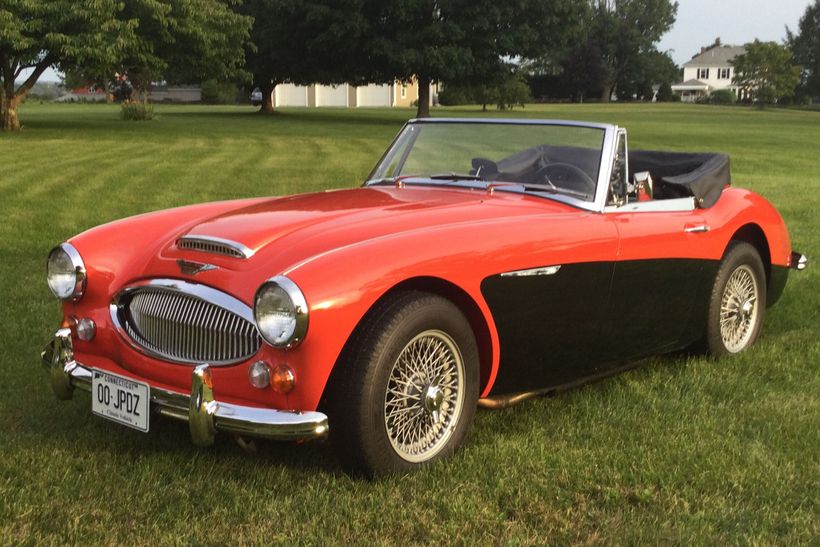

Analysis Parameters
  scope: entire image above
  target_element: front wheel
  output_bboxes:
[327,292,479,476]
[702,242,767,355]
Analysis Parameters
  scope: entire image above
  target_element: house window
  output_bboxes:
[718,67,731,79]
[401,84,407,99]
[697,68,710,79]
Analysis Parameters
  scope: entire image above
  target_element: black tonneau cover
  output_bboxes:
[629,150,731,208]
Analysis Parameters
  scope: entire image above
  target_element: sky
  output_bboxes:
[659,0,810,65]
[23,0,814,83]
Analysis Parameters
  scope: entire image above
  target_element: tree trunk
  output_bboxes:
[260,81,275,114]
[600,82,612,102]
[1,57,53,131]
[416,74,431,118]
[1,96,21,131]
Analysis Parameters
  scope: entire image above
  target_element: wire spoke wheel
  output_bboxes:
[384,329,465,462]
[719,264,760,353]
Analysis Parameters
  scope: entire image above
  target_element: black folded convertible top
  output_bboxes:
[629,150,731,208]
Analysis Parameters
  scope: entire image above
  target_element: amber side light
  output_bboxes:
[270,363,295,394]
[201,366,214,389]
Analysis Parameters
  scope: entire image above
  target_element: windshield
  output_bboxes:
[367,121,606,202]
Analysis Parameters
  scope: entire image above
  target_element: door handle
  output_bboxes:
[684,224,710,233]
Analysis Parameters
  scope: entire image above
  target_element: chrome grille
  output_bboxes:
[177,236,250,259]
[120,287,261,365]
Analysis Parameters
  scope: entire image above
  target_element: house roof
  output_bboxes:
[671,79,711,90]
[684,45,746,67]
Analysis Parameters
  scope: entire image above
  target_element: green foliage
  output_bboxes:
[548,0,678,101]
[200,79,239,104]
[243,0,583,116]
[114,0,252,92]
[656,82,674,102]
[731,40,802,104]
[439,72,532,110]
[0,0,129,129]
[240,0,372,112]
[438,86,473,106]
[366,0,583,116]
[0,0,251,130]
[787,0,820,99]
[119,101,154,121]
[698,89,736,105]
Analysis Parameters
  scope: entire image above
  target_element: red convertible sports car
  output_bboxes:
[41,119,807,475]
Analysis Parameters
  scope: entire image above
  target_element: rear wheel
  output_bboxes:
[702,242,767,355]
[328,292,479,476]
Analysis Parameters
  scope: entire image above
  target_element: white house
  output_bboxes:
[672,44,746,102]
[272,79,437,108]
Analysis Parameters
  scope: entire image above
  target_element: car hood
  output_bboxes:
[171,186,574,269]
[70,184,582,301]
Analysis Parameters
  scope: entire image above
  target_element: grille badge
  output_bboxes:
[177,259,218,276]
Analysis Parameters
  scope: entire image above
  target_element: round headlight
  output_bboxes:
[47,243,86,300]
[253,276,308,348]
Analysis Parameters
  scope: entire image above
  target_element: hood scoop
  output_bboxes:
[177,235,255,259]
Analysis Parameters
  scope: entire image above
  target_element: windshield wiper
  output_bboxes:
[428,173,483,181]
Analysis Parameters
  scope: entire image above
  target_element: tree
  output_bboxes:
[569,0,678,101]
[241,0,371,113]
[114,0,252,100]
[439,68,531,110]
[0,0,251,131]
[731,40,801,104]
[787,0,820,99]
[368,0,584,117]
[616,49,678,100]
[0,1,128,131]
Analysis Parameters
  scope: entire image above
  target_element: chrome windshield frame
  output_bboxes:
[364,118,620,213]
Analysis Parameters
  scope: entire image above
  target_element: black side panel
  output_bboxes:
[481,262,614,396]
[768,266,789,308]
[601,259,719,365]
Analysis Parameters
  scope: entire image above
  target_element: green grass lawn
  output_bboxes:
[1,103,818,544]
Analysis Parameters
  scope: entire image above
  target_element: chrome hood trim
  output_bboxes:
[177,235,255,259]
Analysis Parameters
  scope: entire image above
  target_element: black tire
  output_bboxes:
[327,291,480,477]
[701,241,767,356]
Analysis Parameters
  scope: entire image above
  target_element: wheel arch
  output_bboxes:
[318,276,497,411]
[728,223,771,288]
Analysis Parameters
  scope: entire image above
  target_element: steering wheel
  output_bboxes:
[535,163,596,196]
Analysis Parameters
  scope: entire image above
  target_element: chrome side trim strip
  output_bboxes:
[500,265,562,278]
[40,330,329,443]
[178,235,255,259]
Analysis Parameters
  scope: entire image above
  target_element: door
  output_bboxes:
[481,214,619,395]
[600,210,716,367]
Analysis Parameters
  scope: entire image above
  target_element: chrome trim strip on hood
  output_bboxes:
[177,235,255,259]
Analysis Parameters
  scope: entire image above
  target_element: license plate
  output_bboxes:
[91,369,150,432]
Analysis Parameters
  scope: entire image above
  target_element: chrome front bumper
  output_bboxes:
[40,328,329,445]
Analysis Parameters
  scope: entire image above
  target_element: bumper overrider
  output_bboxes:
[40,328,329,445]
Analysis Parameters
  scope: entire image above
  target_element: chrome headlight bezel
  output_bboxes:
[253,275,308,348]
[47,243,87,301]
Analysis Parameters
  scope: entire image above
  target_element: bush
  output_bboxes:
[656,82,674,102]
[201,79,239,104]
[438,86,472,106]
[698,89,736,105]
[120,101,154,121]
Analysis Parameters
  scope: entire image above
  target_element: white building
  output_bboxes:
[272,80,436,108]
[672,45,746,102]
